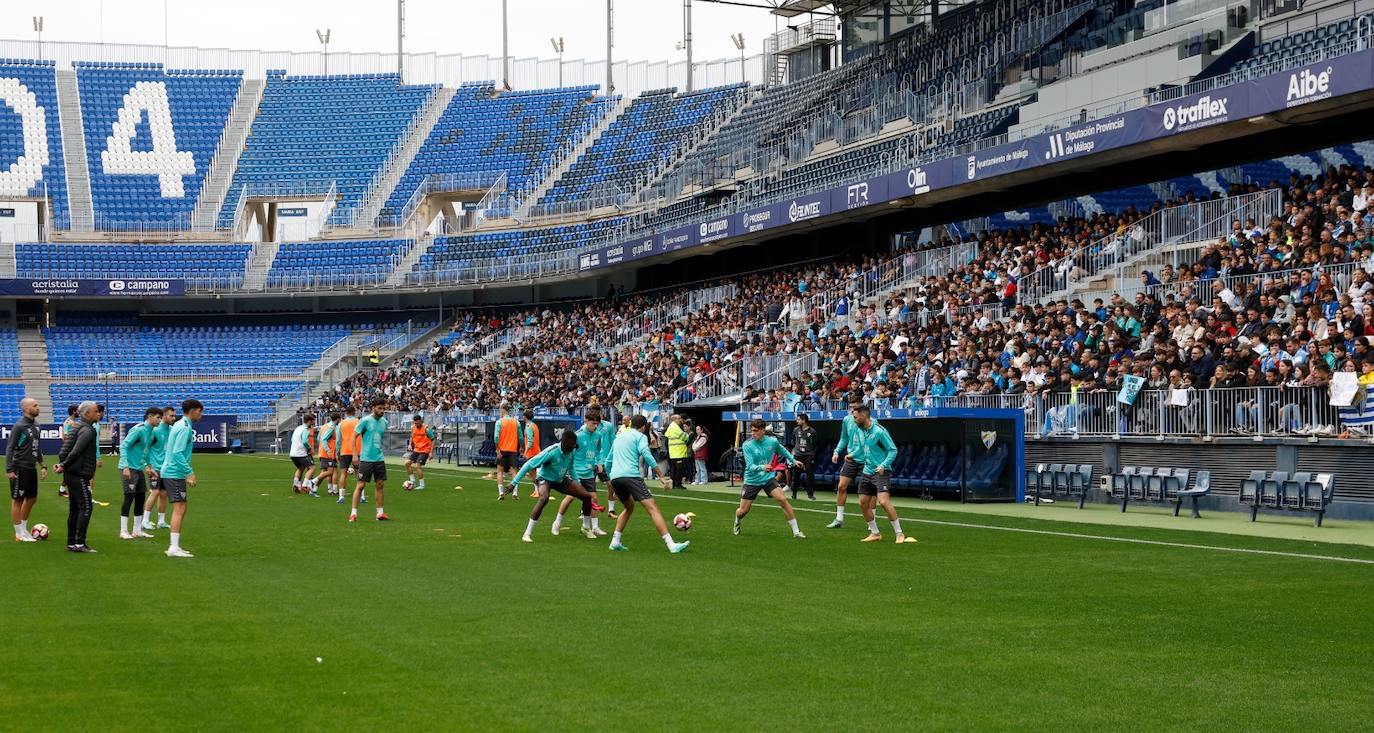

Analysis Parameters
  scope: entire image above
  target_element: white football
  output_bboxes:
[673,513,693,531]
[31,523,49,540]
[402,480,414,490]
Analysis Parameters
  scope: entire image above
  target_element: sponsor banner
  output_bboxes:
[0,423,72,455]
[658,226,696,253]
[830,175,889,212]
[0,279,186,297]
[776,194,828,225]
[1141,87,1245,136]
[739,206,776,234]
[962,138,1034,182]
[1248,49,1374,114]
[1036,112,1145,163]
[697,215,734,244]
[881,160,956,199]
[278,207,308,217]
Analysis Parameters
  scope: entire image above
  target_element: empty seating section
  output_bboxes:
[43,323,353,377]
[1233,17,1364,78]
[15,242,250,286]
[811,440,1010,495]
[414,218,619,277]
[540,85,744,206]
[1239,471,1336,527]
[0,384,28,423]
[1026,463,1095,508]
[220,72,436,228]
[383,83,613,221]
[0,328,20,378]
[75,63,240,228]
[50,381,300,423]
[267,239,411,287]
[1109,466,1213,517]
[0,60,68,226]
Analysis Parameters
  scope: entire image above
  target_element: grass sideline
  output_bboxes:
[3,453,1371,731]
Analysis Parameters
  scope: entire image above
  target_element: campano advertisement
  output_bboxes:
[0,279,187,297]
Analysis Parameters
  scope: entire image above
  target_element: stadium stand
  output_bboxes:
[0,327,21,378]
[266,238,413,288]
[50,381,301,423]
[15,242,252,287]
[74,62,241,230]
[0,59,69,227]
[218,72,437,228]
[411,218,620,280]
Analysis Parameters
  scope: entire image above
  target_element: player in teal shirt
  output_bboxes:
[554,410,612,538]
[141,406,175,532]
[159,398,202,558]
[852,404,915,545]
[606,415,687,554]
[733,420,806,539]
[827,398,867,529]
[349,400,390,523]
[117,407,162,539]
[508,431,598,543]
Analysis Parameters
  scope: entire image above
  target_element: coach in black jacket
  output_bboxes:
[56,401,99,553]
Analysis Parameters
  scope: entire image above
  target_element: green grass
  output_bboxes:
[4,453,1372,731]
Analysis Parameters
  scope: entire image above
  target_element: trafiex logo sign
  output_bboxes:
[740,209,772,233]
[698,218,730,243]
[1162,95,1229,132]
[1286,66,1332,107]
[787,199,822,223]
[906,167,930,194]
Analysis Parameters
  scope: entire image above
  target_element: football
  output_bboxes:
[31,523,49,540]
[673,513,694,531]
[403,480,415,491]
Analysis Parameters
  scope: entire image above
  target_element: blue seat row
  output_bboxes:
[50,381,302,423]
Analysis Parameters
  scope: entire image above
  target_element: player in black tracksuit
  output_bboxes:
[790,414,817,501]
[7,397,47,541]
[56,403,100,553]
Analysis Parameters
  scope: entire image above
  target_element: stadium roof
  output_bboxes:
[771,0,834,17]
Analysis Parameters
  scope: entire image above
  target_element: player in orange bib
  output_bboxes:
[335,406,363,505]
[404,414,435,491]
[522,409,541,498]
[494,405,521,499]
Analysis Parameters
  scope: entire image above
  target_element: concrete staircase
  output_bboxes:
[191,77,265,231]
[382,235,438,287]
[242,241,281,290]
[16,329,53,418]
[347,86,457,230]
[0,241,16,278]
[514,96,631,217]
[54,70,94,233]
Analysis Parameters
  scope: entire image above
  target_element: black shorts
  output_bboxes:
[839,458,862,480]
[291,456,313,470]
[318,457,336,469]
[498,451,518,470]
[538,478,579,496]
[121,471,147,496]
[338,454,354,470]
[407,451,430,466]
[162,477,188,504]
[9,466,37,500]
[579,477,597,493]
[358,460,387,482]
[741,478,780,502]
[857,472,890,496]
[610,477,653,504]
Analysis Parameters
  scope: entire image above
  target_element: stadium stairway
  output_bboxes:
[513,96,632,220]
[382,234,437,288]
[242,241,281,290]
[636,88,758,200]
[16,328,53,418]
[344,86,457,232]
[0,242,15,278]
[54,69,94,233]
[190,77,266,232]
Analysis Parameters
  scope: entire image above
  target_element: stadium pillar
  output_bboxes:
[606,0,614,95]
[502,0,510,90]
[684,0,693,92]
[397,0,405,78]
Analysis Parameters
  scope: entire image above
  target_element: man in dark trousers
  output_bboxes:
[8,396,48,542]
[790,413,818,501]
[55,401,100,553]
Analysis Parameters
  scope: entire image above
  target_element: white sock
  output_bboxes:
[13,522,22,537]
[418,479,425,488]
[376,506,384,517]
[890,519,902,535]
[835,506,845,521]
[409,474,416,484]
[169,532,180,550]
[611,531,622,545]
[525,519,537,537]
[661,532,676,548]
[20,520,26,534]
[349,508,358,517]
[133,514,143,531]
[592,516,601,531]
[867,519,880,534]
[119,515,128,534]
[158,512,166,525]
[581,514,591,529]
[551,513,564,532]
[788,518,799,533]
[293,479,300,488]
[607,499,616,512]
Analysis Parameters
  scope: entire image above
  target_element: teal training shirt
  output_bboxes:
[596,420,617,470]
[609,430,656,480]
[742,436,795,487]
[857,422,898,475]
[355,415,387,462]
[159,418,195,479]
[833,414,865,463]
[573,426,600,479]
[118,422,153,470]
[512,444,576,485]
[149,421,170,468]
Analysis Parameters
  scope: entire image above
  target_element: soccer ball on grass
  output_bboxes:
[402,480,415,491]
[31,523,49,540]
[673,513,694,531]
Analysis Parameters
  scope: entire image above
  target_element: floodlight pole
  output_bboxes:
[397,0,406,78]
[551,37,565,87]
[33,17,43,62]
[684,0,694,92]
[317,29,331,76]
[606,0,614,95]
[502,0,510,90]
[732,33,745,84]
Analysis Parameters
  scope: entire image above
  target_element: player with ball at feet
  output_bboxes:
[607,415,688,554]
[507,430,600,542]
[734,419,806,539]
[853,404,916,545]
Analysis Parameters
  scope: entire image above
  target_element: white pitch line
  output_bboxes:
[658,493,1374,566]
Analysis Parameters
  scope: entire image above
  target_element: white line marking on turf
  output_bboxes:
[660,494,1374,566]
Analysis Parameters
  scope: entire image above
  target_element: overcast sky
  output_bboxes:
[7,0,800,64]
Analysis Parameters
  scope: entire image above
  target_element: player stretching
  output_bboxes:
[827,398,866,529]
[854,405,915,544]
[336,406,360,505]
[508,431,600,542]
[734,419,806,539]
[160,398,202,558]
[607,415,688,554]
[317,413,340,497]
[8,397,47,542]
[552,410,608,537]
[141,406,175,531]
[289,415,318,496]
[494,405,520,499]
[404,414,434,491]
[349,400,390,523]
[117,407,161,539]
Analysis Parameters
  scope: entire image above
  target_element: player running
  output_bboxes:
[289,415,318,496]
[348,400,390,523]
[8,397,47,542]
[494,405,520,499]
[404,414,434,491]
[337,406,360,504]
[853,404,915,544]
[141,406,175,531]
[160,398,202,558]
[507,431,601,542]
[827,398,867,529]
[607,415,689,554]
[117,407,161,540]
[552,410,609,537]
[317,412,341,497]
[734,419,806,539]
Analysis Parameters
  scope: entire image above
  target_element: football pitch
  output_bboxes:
[4,453,1372,731]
